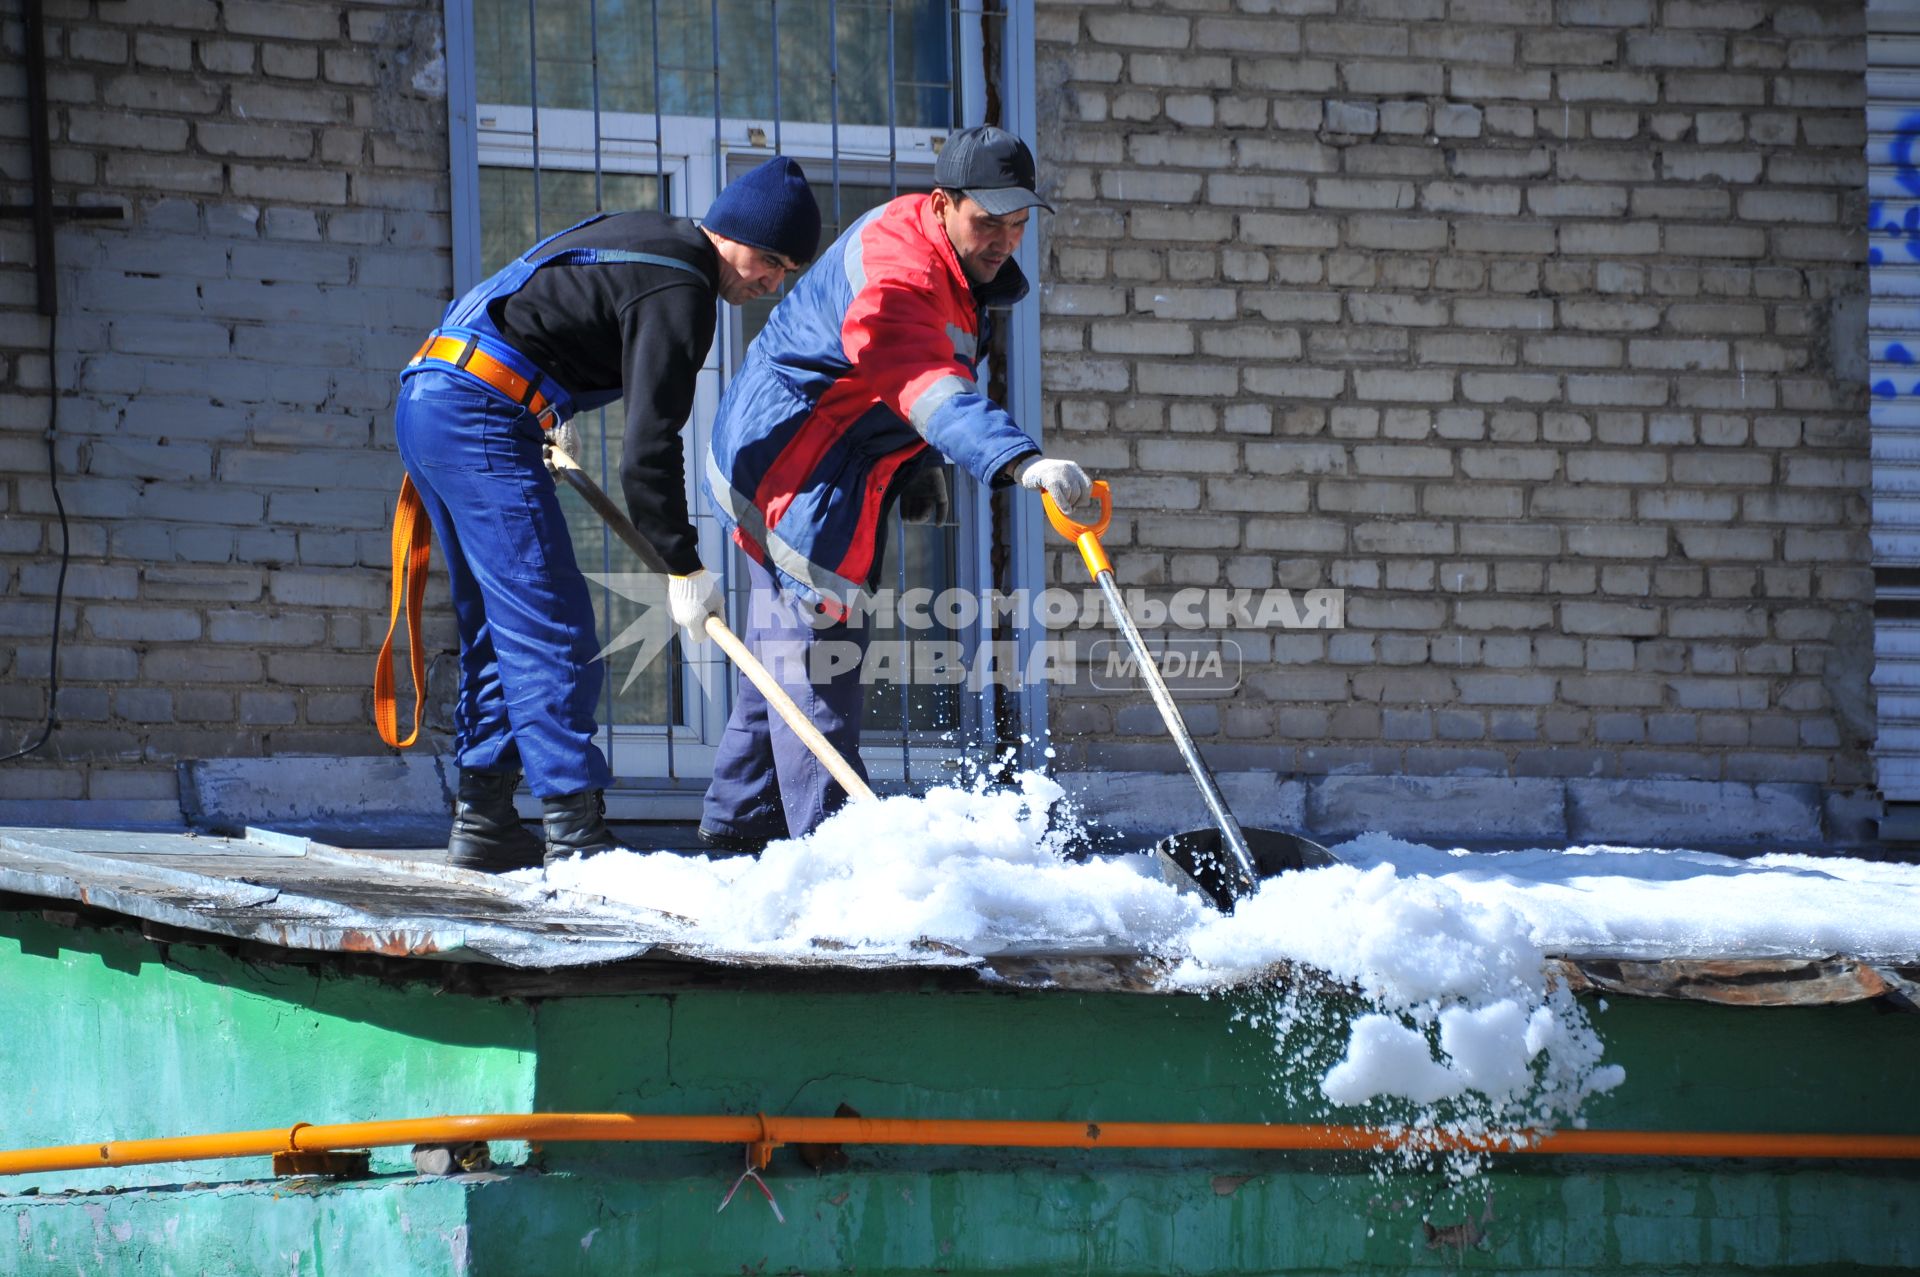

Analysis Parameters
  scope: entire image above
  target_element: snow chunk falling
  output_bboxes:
[1170,860,1626,1137]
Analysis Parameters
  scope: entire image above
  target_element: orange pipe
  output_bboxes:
[2,1114,1918,1178]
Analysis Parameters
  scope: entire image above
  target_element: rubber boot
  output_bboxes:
[447,769,544,873]
[541,789,623,866]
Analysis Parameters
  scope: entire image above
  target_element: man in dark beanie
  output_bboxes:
[377,156,821,871]
[700,157,822,270]
[698,126,1093,850]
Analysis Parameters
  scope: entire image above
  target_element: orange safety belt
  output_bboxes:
[373,474,432,748]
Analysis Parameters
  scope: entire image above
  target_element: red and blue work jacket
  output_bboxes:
[705,193,1040,610]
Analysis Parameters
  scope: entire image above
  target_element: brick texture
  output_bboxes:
[0,0,1879,820]
[1035,0,1873,795]
[0,0,447,787]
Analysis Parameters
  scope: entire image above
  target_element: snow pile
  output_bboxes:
[1332,833,1920,962]
[533,773,1920,1165]
[537,772,1204,953]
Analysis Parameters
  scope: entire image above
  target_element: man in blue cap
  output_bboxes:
[697,125,1093,851]
[381,157,821,871]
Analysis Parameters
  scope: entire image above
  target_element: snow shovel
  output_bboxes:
[545,442,877,805]
[1043,483,1337,911]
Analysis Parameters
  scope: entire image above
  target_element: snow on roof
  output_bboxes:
[4,773,1917,990]
[6,772,1917,1126]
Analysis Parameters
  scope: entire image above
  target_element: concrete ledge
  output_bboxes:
[1565,780,1824,847]
[1060,771,1867,852]
[63,754,1876,854]
[180,754,454,838]
[1056,770,1307,837]
[1307,775,1567,844]
[4,1177,475,1275]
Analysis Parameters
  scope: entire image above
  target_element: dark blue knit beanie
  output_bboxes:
[703,157,821,265]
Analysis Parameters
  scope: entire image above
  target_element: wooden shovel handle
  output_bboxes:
[546,443,876,805]
[700,614,876,804]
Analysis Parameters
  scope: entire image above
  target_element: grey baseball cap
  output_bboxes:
[934,125,1054,216]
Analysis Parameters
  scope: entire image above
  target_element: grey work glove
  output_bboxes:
[899,465,950,525]
[1015,455,1092,511]
[668,569,724,642]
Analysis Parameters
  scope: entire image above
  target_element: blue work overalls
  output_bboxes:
[393,216,705,799]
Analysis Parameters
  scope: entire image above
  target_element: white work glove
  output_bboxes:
[547,418,583,462]
[668,569,724,642]
[899,465,950,525]
[1015,455,1092,511]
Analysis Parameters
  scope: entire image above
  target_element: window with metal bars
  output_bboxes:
[445,0,1028,799]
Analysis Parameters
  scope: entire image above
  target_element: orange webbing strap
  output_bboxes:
[374,474,432,748]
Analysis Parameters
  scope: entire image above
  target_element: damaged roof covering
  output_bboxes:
[1,825,1914,1007]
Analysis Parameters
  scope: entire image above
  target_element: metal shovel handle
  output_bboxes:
[1042,485,1259,897]
[546,443,877,806]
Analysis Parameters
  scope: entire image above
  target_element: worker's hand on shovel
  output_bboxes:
[1015,454,1092,513]
[668,568,724,643]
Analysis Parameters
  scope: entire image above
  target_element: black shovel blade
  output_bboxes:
[1154,826,1341,912]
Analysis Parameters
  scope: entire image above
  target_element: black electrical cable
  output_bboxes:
[1,308,68,764]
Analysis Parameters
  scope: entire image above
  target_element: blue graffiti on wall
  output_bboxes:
[1869,108,1920,266]
[1871,112,1920,396]
[1867,203,1919,269]
[1875,343,1912,398]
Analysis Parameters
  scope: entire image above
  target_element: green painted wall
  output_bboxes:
[7,1162,1914,1276]
[466,1163,1920,1275]
[531,988,1920,1153]
[2,908,1917,1275]
[0,911,535,1191]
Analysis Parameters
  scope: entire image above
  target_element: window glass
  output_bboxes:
[476,0,954,128]
[478,167,664,275]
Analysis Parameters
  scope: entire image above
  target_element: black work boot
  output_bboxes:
[541,789,623,866]
[447,769,544,873]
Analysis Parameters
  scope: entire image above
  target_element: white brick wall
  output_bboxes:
[0,0,450,802]
[1035,0,1873,805]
